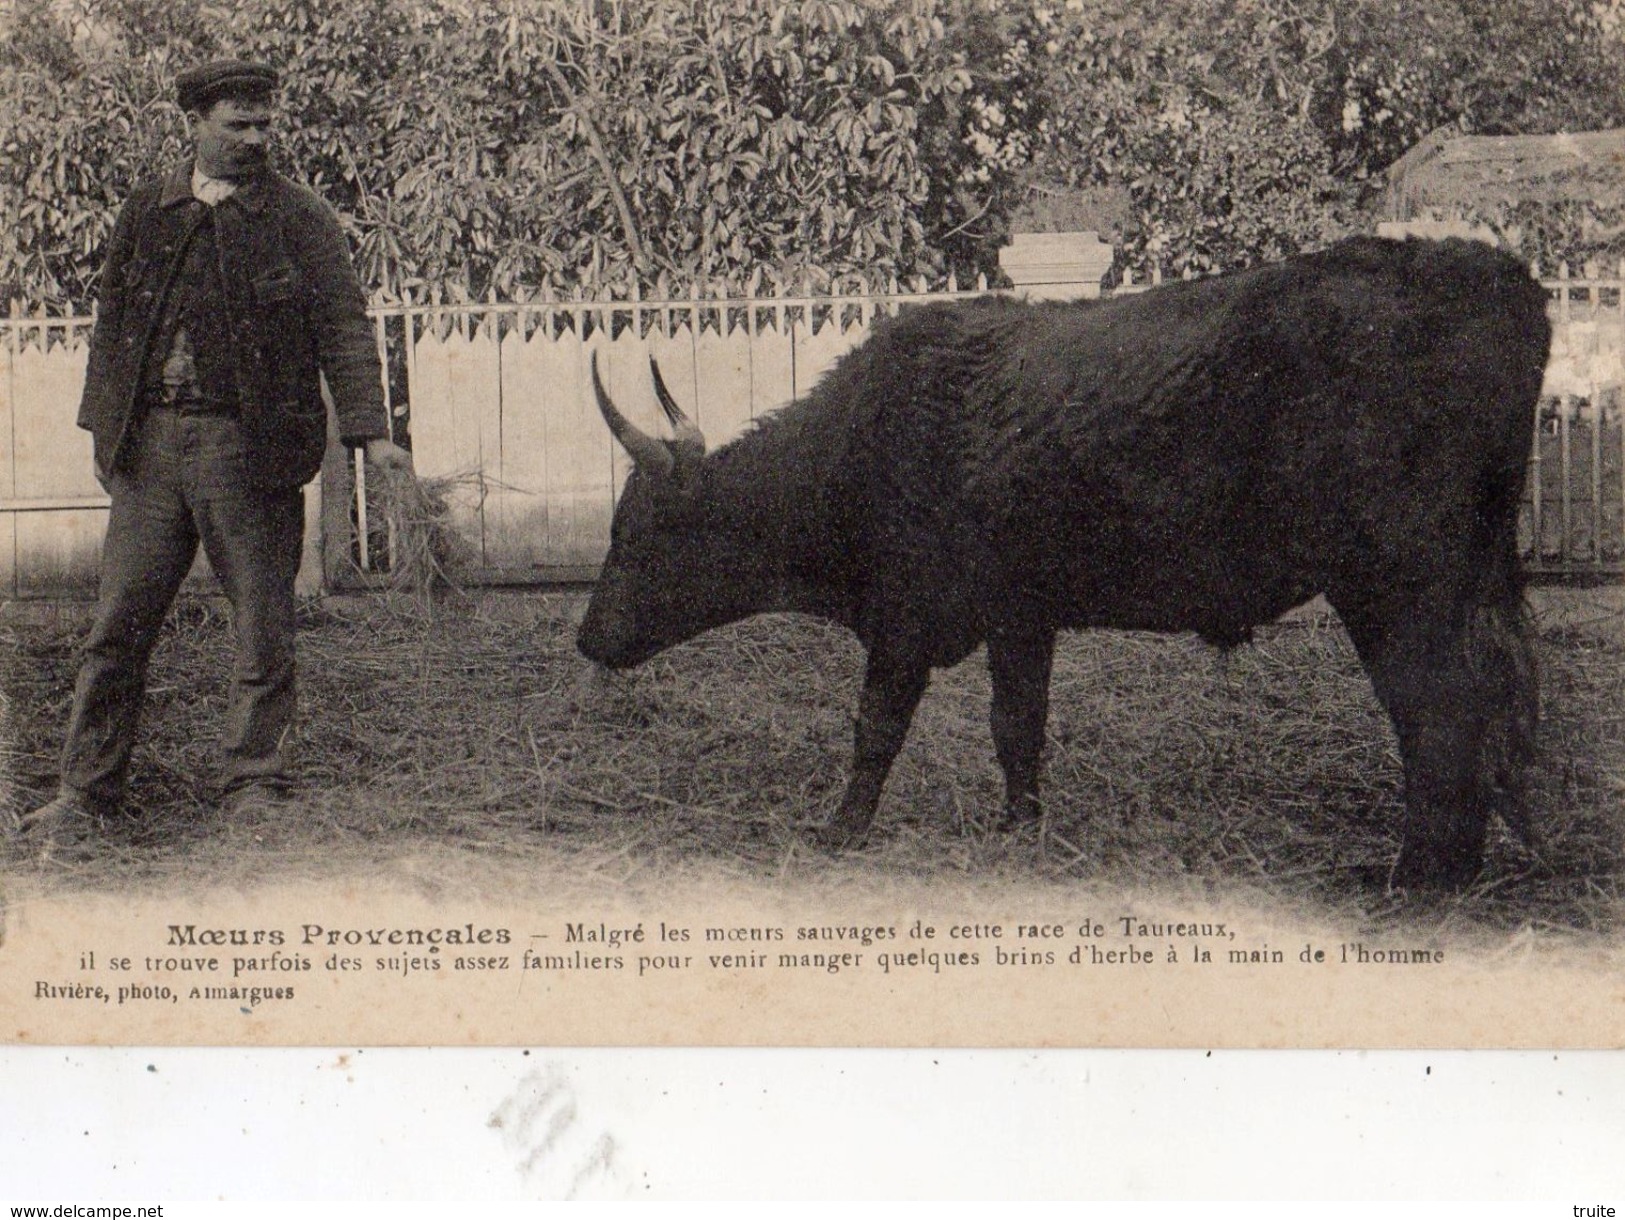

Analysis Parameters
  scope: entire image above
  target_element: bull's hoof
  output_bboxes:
[805,817,873,854]
[995,797,1043,833]
[1388,842,1484,893]
[1498,801,1539,850]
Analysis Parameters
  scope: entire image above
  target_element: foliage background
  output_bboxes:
[4,0,1624,309]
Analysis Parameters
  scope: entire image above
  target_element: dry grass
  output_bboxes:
[366,468,483,604]
[2,588,1621,937]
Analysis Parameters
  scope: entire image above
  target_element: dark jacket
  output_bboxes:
[78,163,388,490]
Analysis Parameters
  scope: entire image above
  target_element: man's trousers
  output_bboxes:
[58,405,305,805]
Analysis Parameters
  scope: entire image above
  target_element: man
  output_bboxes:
[18,59,411,858]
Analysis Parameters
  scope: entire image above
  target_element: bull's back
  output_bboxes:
[880,238,1549,639]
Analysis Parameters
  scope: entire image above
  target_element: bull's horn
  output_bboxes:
[649,357,707,453]
[591,351,675,478]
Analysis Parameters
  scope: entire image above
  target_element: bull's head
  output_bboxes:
[577,353,732,668]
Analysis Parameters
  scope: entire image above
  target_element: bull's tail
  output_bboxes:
[1464,558,1539,846]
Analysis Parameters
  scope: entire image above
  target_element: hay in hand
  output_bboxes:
[366,466,483,605]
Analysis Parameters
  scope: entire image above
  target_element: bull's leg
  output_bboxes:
[1387,690,1487,891]
[812,646,931,850]
[987,625,1057,828]
[1333,595,1499,890]
[1464,595,1539,848]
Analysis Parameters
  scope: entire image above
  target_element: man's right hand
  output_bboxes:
[363,436,414,478]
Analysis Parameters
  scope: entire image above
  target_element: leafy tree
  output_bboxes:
[3,0,1622,309]
[1015,0,1625,276]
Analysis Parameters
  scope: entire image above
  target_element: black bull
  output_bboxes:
[578,237,1551,889]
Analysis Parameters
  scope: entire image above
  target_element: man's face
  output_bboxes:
[190,96,275,181]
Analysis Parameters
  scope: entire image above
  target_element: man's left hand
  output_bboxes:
[363,437,414,477]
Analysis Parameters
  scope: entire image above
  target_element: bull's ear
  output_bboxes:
[649,357,707,457]
[591,351,675,478]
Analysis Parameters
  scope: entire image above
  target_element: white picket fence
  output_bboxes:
[3,263,1621,598]
[1,309,104,599]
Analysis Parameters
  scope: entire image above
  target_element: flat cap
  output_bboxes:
[176,59,279,112]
